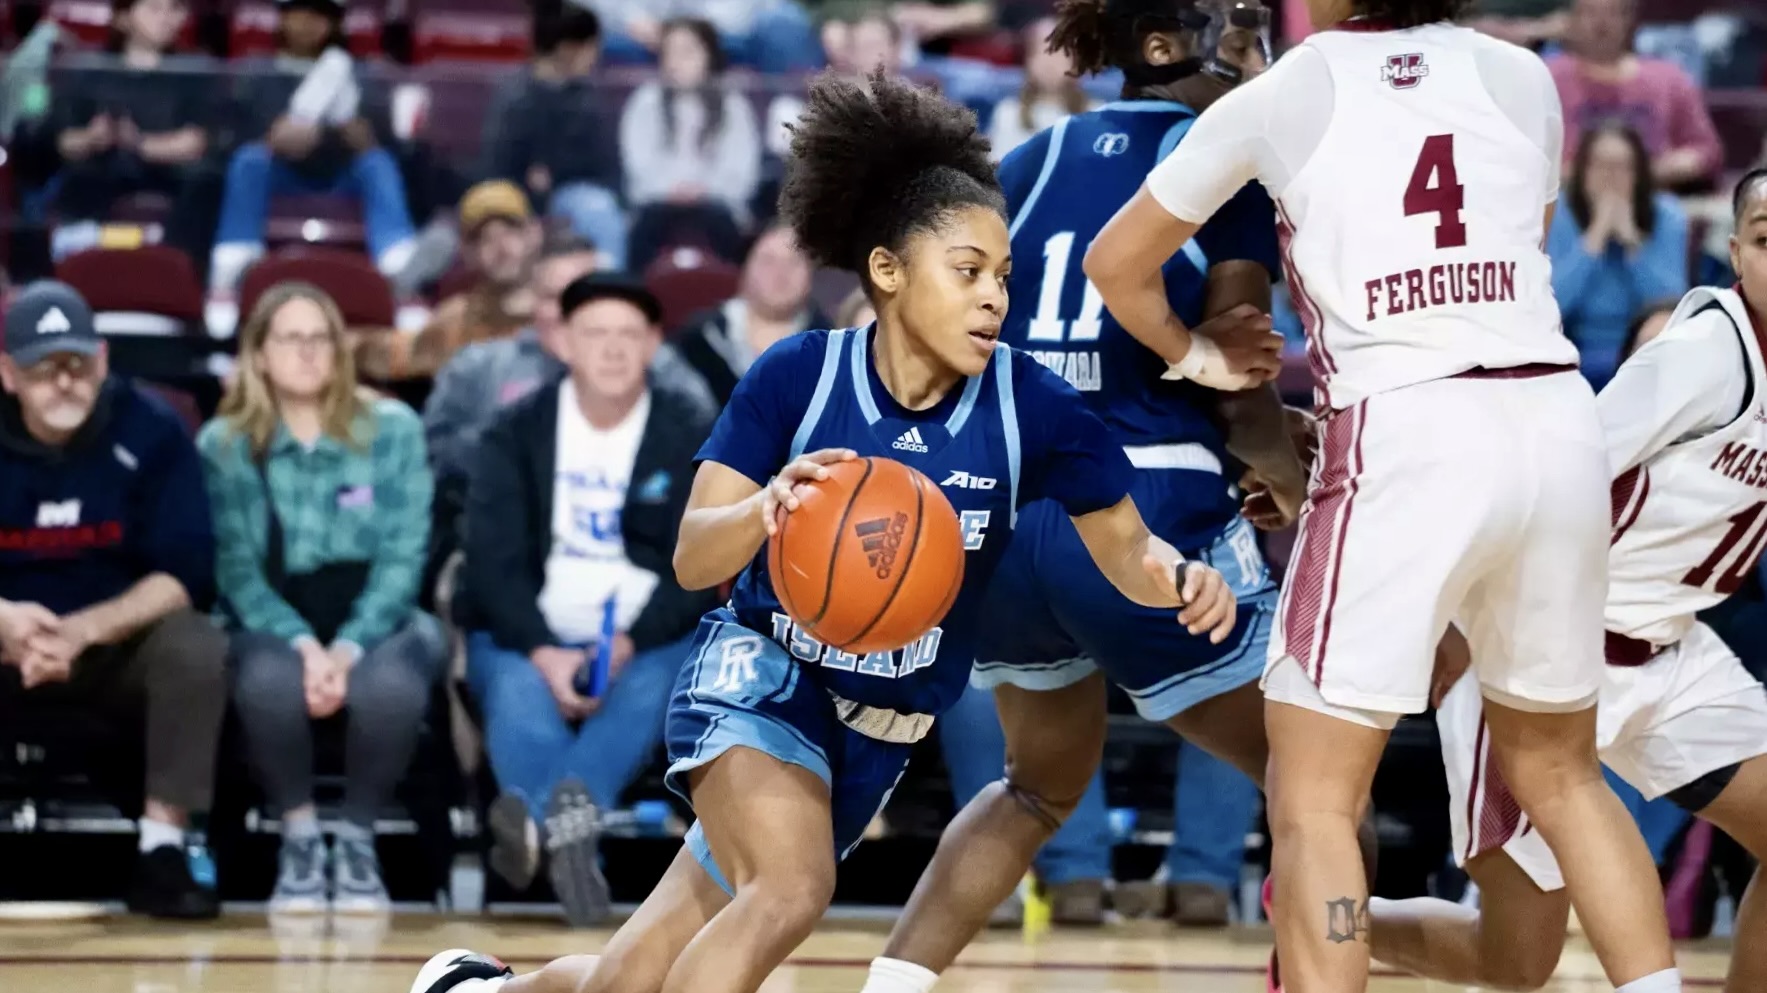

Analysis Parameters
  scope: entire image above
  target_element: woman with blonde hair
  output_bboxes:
[198,281,444,916]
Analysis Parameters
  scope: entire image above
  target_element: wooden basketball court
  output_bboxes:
[0,914,1735,992]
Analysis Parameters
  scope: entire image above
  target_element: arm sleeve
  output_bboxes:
[462,410,554,654]
[1626,196,1691,303]
[197,423,314,641]
[694,334,821,485]
[1596,307,1746,477]
[138,421,217,608]
[336,404,432,649]
[1014,356,1136,516]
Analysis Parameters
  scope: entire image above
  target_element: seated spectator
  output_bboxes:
[888,0,996,56]
[456,274,715,926]
[672,223,825,405]
[1549,0,1723,191]
[49,0,218,265]
[577,0,822,72]
[1548,122,1689,384]
[198,281,442,916]
[406,181,544,378]
[209,0,417,291]
[986,16,1093,162]
[0,281,228,919]
[481,3,630,269]
[1465,0,1569,49]
[621,18,761,269]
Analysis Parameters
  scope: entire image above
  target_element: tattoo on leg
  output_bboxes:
[1323,896,1370,944]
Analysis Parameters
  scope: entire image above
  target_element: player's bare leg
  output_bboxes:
[878,674,1111,975]
[1684,756,1767,993]
[1264,697,1390,992]
[1368,849,1567,990]
[1482,701,1677,987]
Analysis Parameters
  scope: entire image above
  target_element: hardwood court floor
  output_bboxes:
[0,913,1736,992]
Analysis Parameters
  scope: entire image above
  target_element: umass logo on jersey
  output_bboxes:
[1382,53,1429,89]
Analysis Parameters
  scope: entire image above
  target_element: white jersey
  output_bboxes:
[1145,20,1578,409]
[1605,286,1767,646]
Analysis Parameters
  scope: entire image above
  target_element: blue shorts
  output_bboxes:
[971,487,1276,722]
[664,610,914,895]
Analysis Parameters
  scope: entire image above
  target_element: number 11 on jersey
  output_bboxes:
[1027,231,1107,344]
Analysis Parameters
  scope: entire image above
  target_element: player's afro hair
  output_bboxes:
[1353,0,1471,29]
[1735,167,1767,224]
[778,68,1006,282]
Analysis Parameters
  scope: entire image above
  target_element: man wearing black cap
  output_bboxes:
[0,281,229,918]
[454,273,716,926]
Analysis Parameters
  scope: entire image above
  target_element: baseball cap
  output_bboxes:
[458,180,534,236]
[3,280,101,367]
[559,272,663,327]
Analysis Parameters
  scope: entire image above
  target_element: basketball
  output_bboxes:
[767,457,966,655]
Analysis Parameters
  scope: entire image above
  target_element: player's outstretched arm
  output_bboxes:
[1069,496,1237,644]
[673,451,858,591]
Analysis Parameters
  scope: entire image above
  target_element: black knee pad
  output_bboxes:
[1665,762,1742,814]
[999,777,1069,833]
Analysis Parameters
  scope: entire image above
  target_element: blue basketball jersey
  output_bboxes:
[695,327,1135,718]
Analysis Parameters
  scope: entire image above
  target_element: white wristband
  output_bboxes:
[1161,334,1223,382]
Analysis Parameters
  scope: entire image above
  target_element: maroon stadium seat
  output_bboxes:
[266,194,368,250]
[240,247,396,328]
[413,9,528,64]
[644,247,740,335]
[140,382,203,435]
[56,246,205,325]
[231,1,382,56]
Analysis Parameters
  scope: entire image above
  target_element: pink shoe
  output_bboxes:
[1263,876,1283,993]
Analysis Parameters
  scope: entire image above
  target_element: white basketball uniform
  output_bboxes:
[1146,20,1605,721]
[1443,286,1767,890]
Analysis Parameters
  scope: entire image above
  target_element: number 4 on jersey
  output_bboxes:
[1405,134,1468,250]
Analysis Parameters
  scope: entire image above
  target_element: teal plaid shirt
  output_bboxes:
[197,398,433,649]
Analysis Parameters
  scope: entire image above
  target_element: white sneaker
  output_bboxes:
[410,949,514,993]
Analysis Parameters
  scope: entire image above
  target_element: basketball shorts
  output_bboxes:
[1265,369,1608,720]
[970,473,1276,722]
[664,609,914,895]
[1440,622,1767,891]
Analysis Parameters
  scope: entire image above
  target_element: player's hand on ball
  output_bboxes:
[762,448,858,536]
[1143,554,1238,644]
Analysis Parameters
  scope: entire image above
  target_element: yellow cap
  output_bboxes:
[458,180,533,235]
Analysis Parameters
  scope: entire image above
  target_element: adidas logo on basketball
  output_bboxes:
[854,513,909,579]
[892,427,929,454]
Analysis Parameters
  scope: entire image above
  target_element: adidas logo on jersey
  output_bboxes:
[892,427,930,453]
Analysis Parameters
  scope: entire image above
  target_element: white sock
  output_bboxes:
[139,817,184,853]
[1617,968,1682,993]
[859,957,939,993]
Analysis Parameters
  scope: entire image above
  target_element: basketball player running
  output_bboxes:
[857,4,1314,990]
[1085,1,1683,991]
[1365,170,1767,993]
[409,69,1241,993]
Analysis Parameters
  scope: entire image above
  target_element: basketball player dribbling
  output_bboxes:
[1366,170,1767,993]
[409,69,1241,993]
[1086,0,1683,991]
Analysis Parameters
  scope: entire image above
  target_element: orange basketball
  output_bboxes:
[767,457,966,655]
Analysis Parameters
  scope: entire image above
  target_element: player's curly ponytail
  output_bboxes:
[1353,0,1470,28]
[1047,0,1112,77]
[778,68,1005,286]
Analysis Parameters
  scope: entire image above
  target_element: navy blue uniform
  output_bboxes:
[668,327,1135,891]
[972,100,1282,720]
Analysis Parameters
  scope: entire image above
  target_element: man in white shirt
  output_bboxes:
[455,274,717,927]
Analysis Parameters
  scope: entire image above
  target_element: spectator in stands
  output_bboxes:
[986,16,1093,162]
[671,223,824,405]
[408,181,544,378]
[578,0,823,72]
[456,273,715,926]
[1548,122,1689,384]
[889,0,995,55]
[49,0,218,267]
[199,281,441,916]
[1465,0,1569,49]
[209,0,418,291]
[1549,0,1723,191]
[621,18,761,270]
[481,3,630,269]
[0,281,228,920]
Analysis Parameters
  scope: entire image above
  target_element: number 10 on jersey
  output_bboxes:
[1027,231,1106,343]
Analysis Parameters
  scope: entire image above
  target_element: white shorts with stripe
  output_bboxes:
[1263,368,1608,718]
[1441,622,1767,891]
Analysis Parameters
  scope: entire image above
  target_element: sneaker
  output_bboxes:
[1047,878,1106,925]
[128,844,221,919]
[486,792,542,891]
[269,835,328,915]
[409,949,513,993]
[1173,882,1232,928]
[332,836,392,915]
[544,779,610,927]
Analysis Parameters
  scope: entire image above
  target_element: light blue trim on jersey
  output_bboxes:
[1153,117,1214,277]
[849,324,885,425]
[943,366,986,436]
[1099,99,1193,113]
[790,327,850,460]
[1155,118,1195,162]
[993,344,1022,527]
[1008,117,1070,240]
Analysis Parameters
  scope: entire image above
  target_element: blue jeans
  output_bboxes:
[941,683,1259,890]
[465,631,691,824]
[213,142,417,262]
[548,181,629,271]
